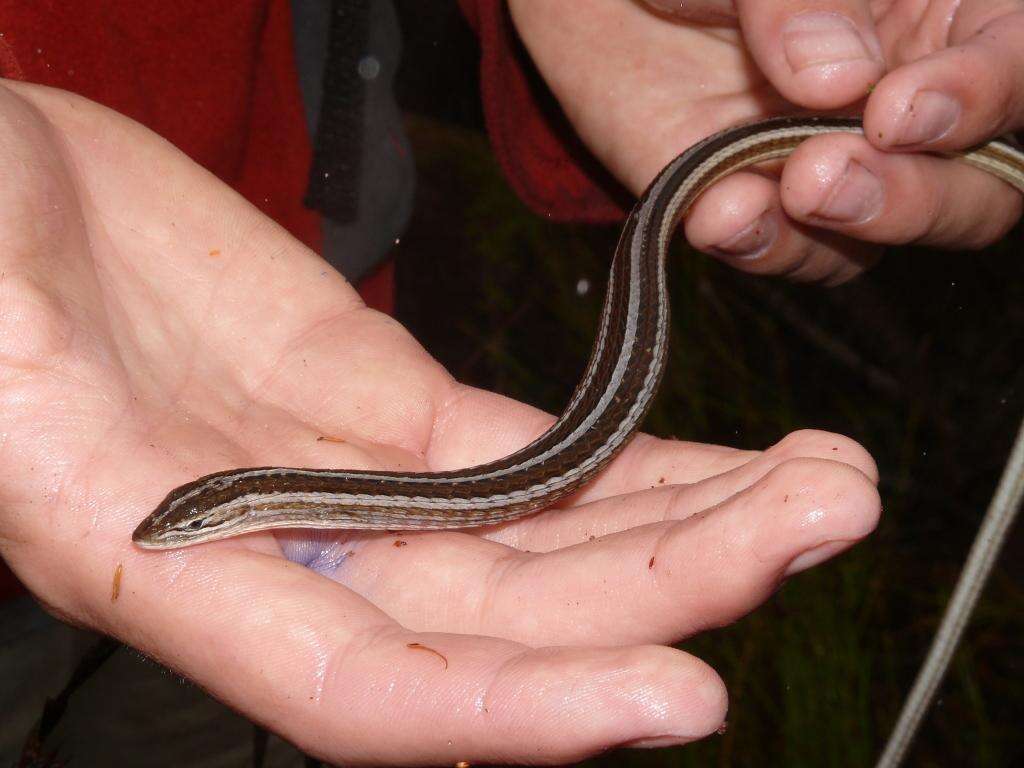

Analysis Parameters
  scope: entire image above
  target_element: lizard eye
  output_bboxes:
[186,519,205,531]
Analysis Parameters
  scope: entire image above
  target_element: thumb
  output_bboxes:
[736,0,886,109]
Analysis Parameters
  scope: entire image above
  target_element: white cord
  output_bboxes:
[876,413,1024,767]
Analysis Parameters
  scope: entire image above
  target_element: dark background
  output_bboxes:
[3,4,1021,767]
[393,4,1024,767]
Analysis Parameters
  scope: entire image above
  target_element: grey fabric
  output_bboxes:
[0,598,307,766]
[293,0,414,282]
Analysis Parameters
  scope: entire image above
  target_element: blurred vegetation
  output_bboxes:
[395,115,1024,768]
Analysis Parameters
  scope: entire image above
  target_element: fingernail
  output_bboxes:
[621,735,694,749]
[785,541,849,576]
[894,90,960,146]
[709,210,778,259]
[783,12,882,73]
[812,160,884,223]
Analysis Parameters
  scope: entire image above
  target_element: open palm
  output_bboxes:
[0,80,880,764]
[512,0,1024,283]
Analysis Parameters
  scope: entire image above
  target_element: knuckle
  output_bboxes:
[896,162,945,244]
[957,190,1023,248]
[972,41,1018,131]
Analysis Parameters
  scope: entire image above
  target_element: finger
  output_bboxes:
[866,10,1024,152]
[328,457,879,647]
[735,0,885,109]
[429,388,875,522]
[779,130,1024,248]
[684,169,882,284]
[494,428,878,551]
[111,546,726,763]
[427,384,760,497]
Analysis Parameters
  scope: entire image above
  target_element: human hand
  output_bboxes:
[510,0,1024,284]
[0,80,879,764]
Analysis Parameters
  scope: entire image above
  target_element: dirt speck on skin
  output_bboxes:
[111,563,123,602]
[407,642,448,670]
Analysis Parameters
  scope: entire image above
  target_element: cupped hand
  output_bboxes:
[0,80,880,765]
[511,0,1024,284]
